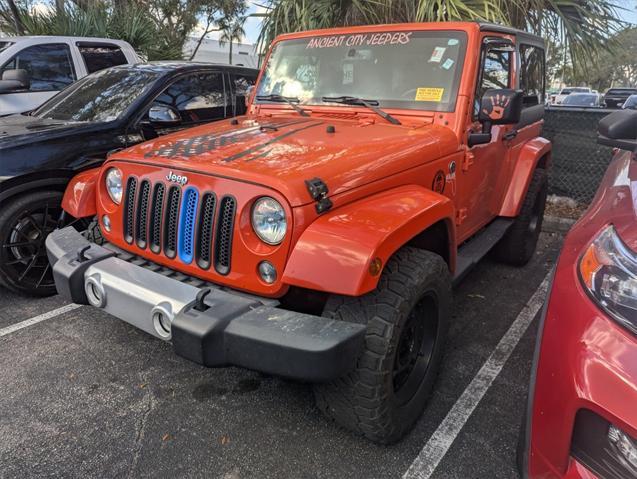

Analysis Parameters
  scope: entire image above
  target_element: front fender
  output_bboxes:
[62,167,100,218]
[282,185,456,296]
[500,137,552,217]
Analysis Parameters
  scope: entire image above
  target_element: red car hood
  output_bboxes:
[112,115,459,207]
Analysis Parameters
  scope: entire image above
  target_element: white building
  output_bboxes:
[184,37,259,68]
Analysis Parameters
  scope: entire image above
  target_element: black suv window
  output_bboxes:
[231,73,256,116]
[519,44,545,106]
[154,72,226,124]
[0,43,75,91]
[78,44,128,74]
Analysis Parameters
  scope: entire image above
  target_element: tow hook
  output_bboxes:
[305,177,333,214]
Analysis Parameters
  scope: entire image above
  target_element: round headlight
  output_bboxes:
[105,167,123,204]
[251,197,287,245]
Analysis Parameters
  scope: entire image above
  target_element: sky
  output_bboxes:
[239,0,637,45]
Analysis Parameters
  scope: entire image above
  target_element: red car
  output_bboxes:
[521,109,637,478]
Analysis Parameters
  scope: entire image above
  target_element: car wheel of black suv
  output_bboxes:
[313,247,451,444]
[494,168,548,266]
[0,191,89,296]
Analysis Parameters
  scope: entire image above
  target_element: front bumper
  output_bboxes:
[46,227,365,382]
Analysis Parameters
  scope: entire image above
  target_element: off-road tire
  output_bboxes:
[313,247,452,444]
[494,168,548,266]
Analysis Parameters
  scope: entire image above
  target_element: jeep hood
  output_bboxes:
[112,116,459,207]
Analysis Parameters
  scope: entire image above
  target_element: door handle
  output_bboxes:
[503,130,518,141]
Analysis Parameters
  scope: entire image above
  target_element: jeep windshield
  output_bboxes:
[256,30,467,113]
[32,67,160,122]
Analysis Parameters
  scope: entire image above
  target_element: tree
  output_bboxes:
[4,0,24,34]
[258,0,624,67]
[189,0,247,60]
[219,16,245,64]
[0,0,247,61]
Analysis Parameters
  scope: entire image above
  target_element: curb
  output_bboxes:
[542,215,576,233]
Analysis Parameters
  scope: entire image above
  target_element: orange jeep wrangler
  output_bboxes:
[47,22,550,443]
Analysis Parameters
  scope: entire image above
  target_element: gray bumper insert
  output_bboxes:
[46,227,365,382]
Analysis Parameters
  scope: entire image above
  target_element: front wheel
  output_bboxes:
[313,247,452,444]
[0,191,87,296]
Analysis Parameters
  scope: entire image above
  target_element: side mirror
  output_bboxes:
[148,105,181,125]
[0,69,30,93]
[598,109,637,152]
[469,89,524,147]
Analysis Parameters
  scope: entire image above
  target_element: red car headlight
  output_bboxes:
[579,225,637,335]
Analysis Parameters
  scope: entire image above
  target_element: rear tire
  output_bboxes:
[313,247,451,444]
[494,168,548,266]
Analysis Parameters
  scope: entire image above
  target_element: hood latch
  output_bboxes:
[305,177,333,214]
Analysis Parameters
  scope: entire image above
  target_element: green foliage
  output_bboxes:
[258,0,625,70]
[565,27,637,90]
[0,0,247,61]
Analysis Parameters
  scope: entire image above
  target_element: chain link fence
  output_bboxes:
[543,108,615,205]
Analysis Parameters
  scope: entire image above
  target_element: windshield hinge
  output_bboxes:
[305,177,333,214]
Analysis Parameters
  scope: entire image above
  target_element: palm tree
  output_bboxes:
[258,0,624,69]
[219,17,246,65]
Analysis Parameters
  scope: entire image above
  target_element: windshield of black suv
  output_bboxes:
[32,67,161,122]
[256,30,468,112]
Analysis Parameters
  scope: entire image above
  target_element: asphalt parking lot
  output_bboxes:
[0,230,563,479]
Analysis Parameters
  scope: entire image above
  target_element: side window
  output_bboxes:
[474,46,511,116]
[231,73,256,116]
[519,44,545,106]
[0,44,75,91]
[479,49,511,95]
[79,44,128,74]
[153,72,226,124]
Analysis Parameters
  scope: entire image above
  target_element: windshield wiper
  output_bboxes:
[321,96,401,125]
[256,94,309,117]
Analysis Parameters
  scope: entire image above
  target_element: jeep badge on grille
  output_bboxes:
[166,171,188,186]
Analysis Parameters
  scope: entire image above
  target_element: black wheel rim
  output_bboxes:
[1,204,86,291]
[392,293,439,404]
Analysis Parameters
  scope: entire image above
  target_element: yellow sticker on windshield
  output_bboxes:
[415,87,444,102]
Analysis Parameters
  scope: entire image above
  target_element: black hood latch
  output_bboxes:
[305,177,333,214]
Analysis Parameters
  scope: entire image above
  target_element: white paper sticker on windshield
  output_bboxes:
[448,39,459,46]
[442,58,455,70]
[343,63,353,85]
[429,47,446,63]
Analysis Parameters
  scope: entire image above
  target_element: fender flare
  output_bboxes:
[62,167,101,218]
[499,137,552,217]
[282,185,456,296]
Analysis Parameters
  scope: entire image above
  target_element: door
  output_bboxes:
[0,43,76,115]
[457,37,515,241]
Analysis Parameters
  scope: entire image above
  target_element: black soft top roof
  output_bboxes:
[478,22,545,48]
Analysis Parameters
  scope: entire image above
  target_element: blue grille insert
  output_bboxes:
[177,187,199,264]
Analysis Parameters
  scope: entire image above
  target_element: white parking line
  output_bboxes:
[0,304,82,338]
[403,272,551,479]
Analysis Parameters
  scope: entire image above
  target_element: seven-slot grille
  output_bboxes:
[122,176,236,275]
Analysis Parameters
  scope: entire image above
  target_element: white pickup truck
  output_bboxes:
[0,36,139,115]
[549,86,592,106]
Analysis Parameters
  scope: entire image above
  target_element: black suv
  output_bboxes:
[603,87,637,108]
[0,62,257,295]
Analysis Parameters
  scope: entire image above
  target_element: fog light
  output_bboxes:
[608,425,637,474]
[258,261,277,284]
[102,214,111,232]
